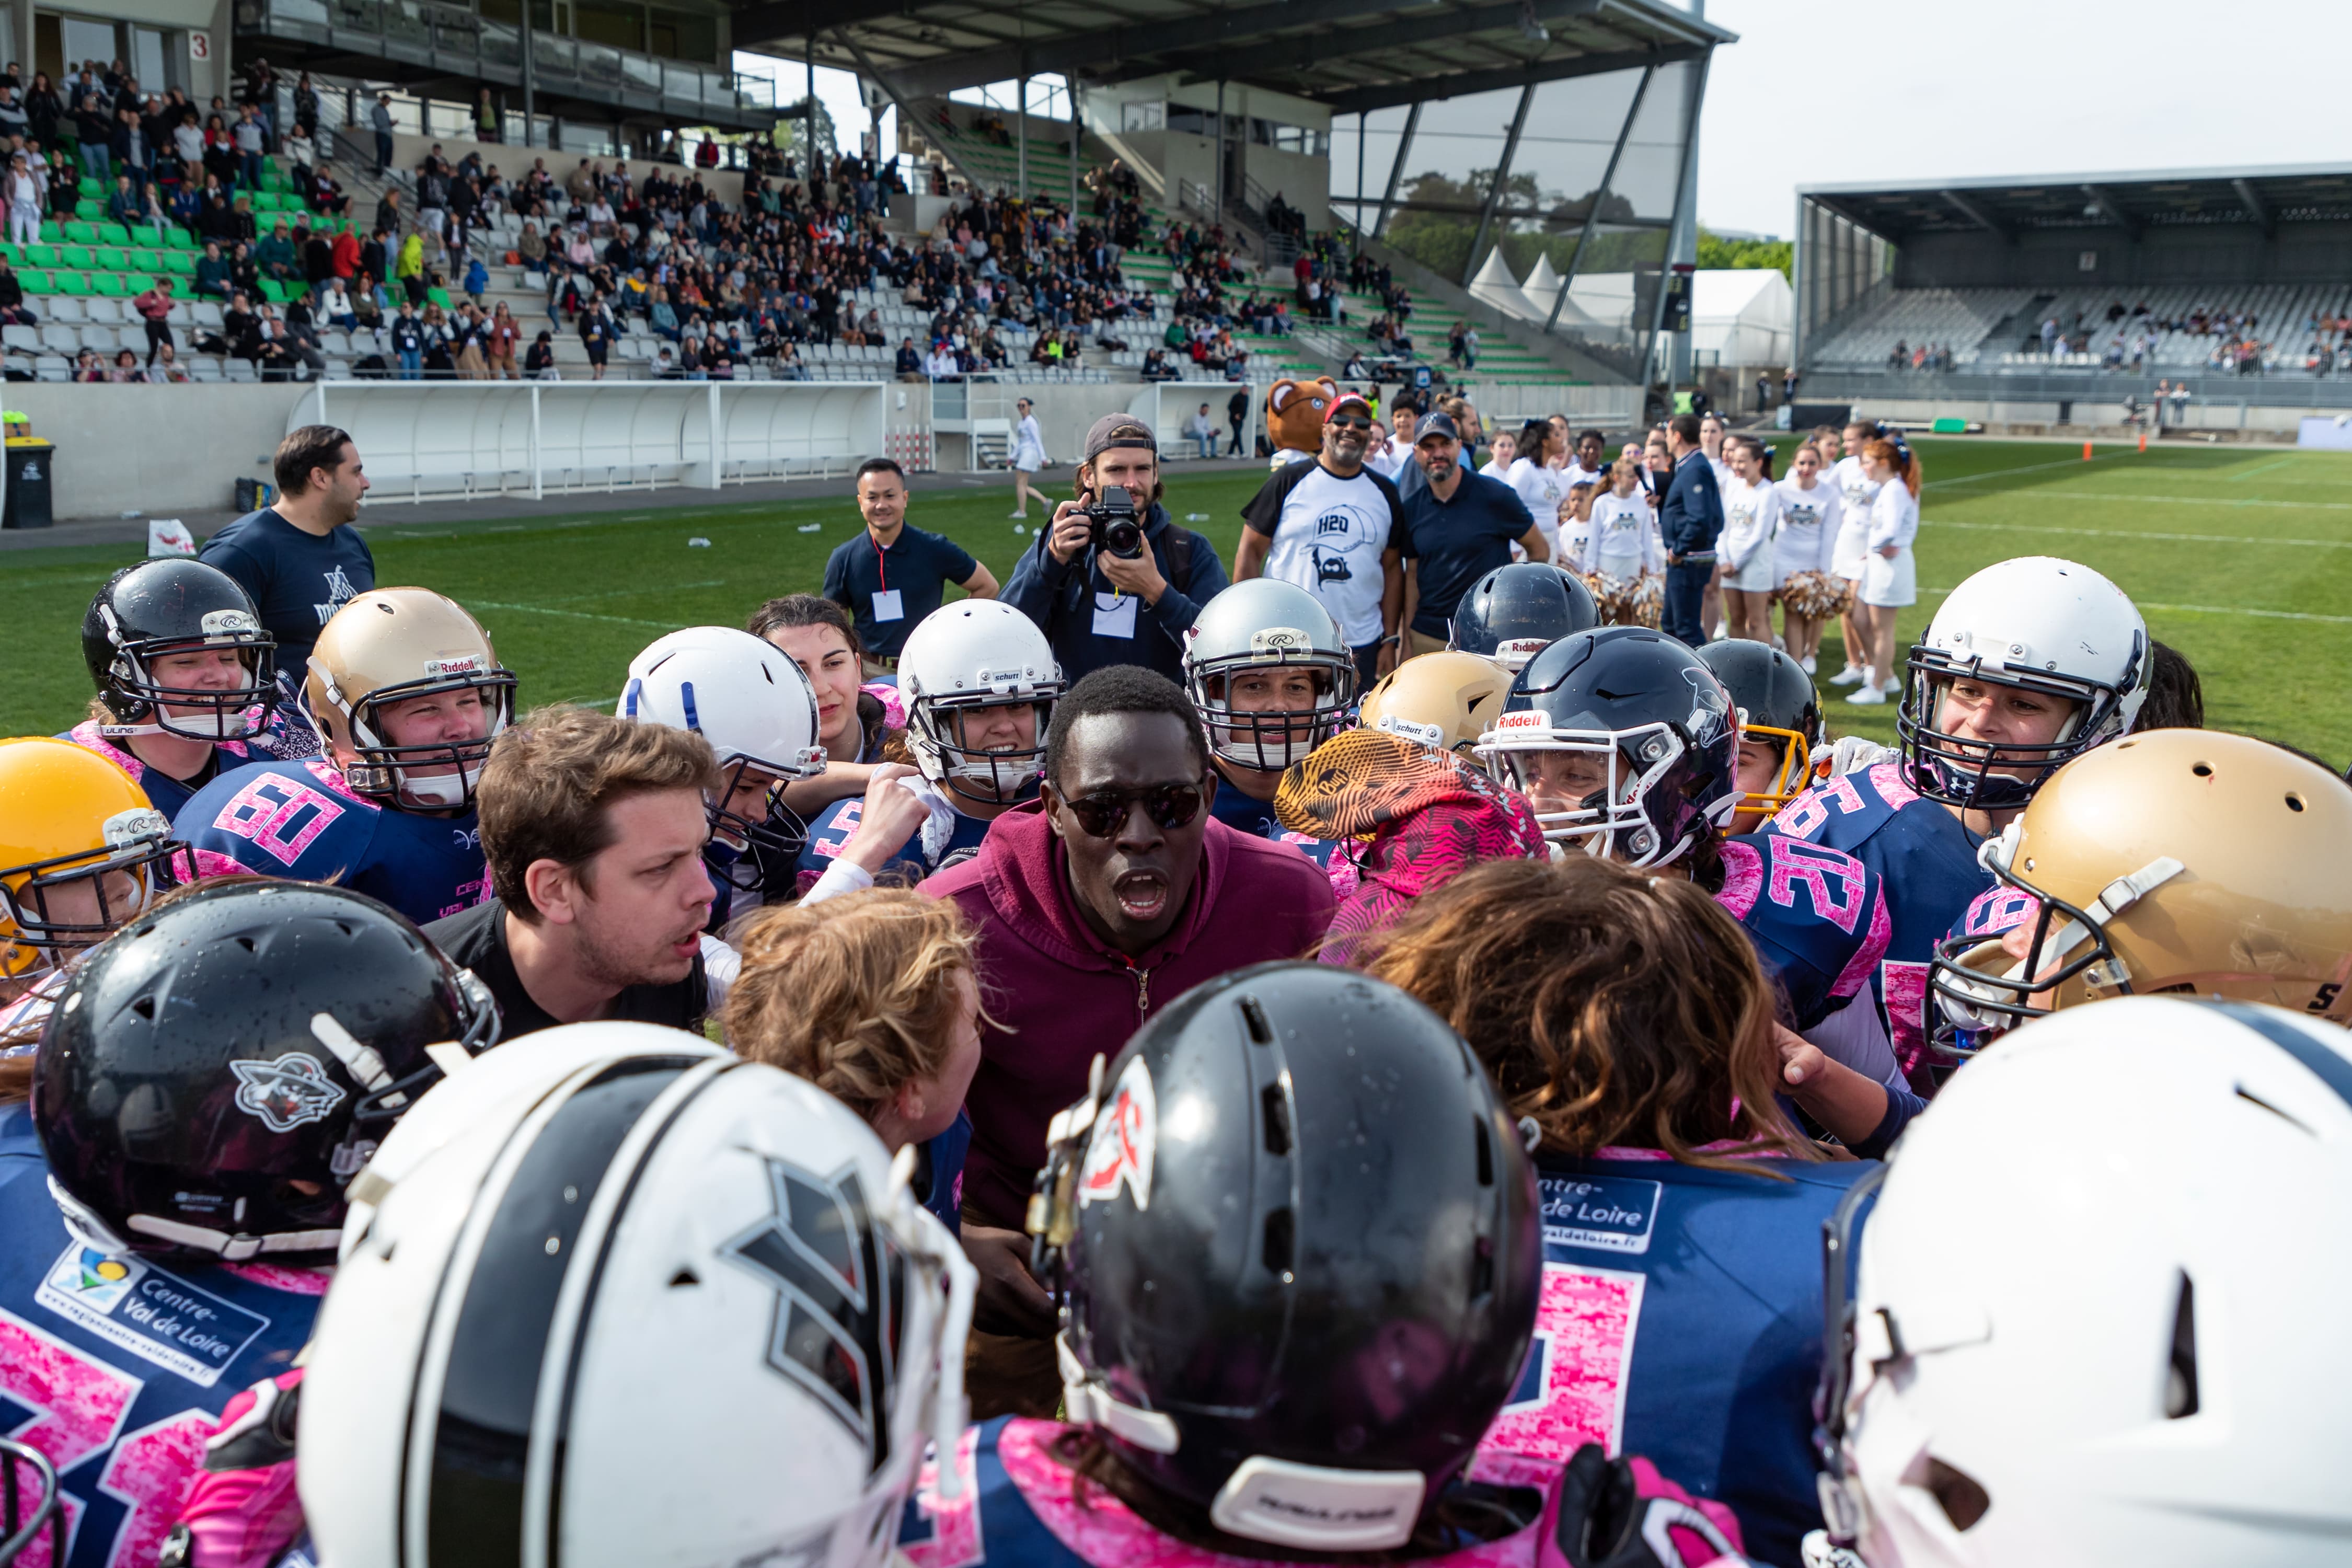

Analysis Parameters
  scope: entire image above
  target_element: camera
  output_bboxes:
[1083,485,1146,559]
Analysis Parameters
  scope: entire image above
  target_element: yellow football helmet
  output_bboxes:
[1356,651,1514,759]
[1931,729,2352,1042]
[305,589,517,810]
[0,737,182,979]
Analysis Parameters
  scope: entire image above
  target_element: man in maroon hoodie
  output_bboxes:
[925,665,1336,1406]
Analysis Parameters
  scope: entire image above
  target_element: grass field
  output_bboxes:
[5,436,2349,765]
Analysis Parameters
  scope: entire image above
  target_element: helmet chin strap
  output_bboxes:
[101,710,258,741]
[49,1175,340,1261]
[396,762,484,810]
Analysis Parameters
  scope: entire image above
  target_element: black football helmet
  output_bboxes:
[1475,627,1740,868]
[1448,562,1599,673]
[32,881,499,1263]
[1696,640,1823,819]
[1031,963,1540,1555]
[82,559,279,741]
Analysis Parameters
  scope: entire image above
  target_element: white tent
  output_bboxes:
[1517,255,1601,329]
[1692,269,1794,369]
[1468,250,1537,321]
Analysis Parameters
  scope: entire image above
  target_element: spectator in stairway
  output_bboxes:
[3,149,39,246]
[308,160,347,219]
[519,220,548,273]
[318,275,356,330]
[525,329,557,379]
[132,276,175,364]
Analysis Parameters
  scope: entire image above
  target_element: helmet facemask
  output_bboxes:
[1734,717,1815,818]
[705,754,816,894]
[913,691,1053,808]
[1190,649,1356,773]
[1481,721,1735,869]
[1897,643,2139,811]
[316,666,518,811]
[0,808,183,977]
[97,608,280,741]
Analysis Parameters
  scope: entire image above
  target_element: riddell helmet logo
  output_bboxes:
[1494,710,1549,731]
[1496,638,1549,661]
[423,653,488,677]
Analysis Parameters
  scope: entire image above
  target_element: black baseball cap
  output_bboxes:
[1414,411,1461,444]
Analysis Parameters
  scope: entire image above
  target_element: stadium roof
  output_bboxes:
[737,0,1733,116]
[1799,164,2352,242]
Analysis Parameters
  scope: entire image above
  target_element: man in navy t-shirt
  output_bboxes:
[1396,411,1549,656]
[822,457,997,667]
[198,423,375,679]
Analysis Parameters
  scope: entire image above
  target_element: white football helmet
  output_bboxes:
[897,600,1064,807]
[1894,557,2149,810]
[1818,997,2352,1568]
[1180,578,1356,771]
[622,626,827,889]
[302,1023,976,1568]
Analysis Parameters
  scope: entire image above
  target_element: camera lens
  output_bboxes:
[1104,518,1145,558]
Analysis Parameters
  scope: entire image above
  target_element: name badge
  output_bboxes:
[1537,1173,1663,1255]
[871,589,905,623]
[1091,590,1139,640]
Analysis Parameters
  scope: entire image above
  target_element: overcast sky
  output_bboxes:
[1694,0,2352,236]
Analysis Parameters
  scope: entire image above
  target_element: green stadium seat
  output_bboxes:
[92,248,123,271]
[22,244,54,268]
[71,201,100,221]
[16,269,47,292]
[98,223,131,245]
[61,220,96,243]
[52,272,89,296]
[258,279,289,303]
[160,251,195,277]
[426,286,452,308]
[162,227,195,250]
[252,192,281,213]
[57,245,91,269]
[125,247,158,270]
[89,273,126,297]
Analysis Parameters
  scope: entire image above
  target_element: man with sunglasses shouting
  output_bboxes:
[923,664,1335,1416]
[1235,388,1411,686]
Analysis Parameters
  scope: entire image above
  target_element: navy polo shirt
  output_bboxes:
[1398,470,1535,637]
[822,523,979,660]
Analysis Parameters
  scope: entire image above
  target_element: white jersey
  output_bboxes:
[1239,457,1407,647]
[1478,456,1511,480]
[1505,457,1566,561]
[1718,475,1783,592]
[1830,455,1881,572]
[1771,478,1841,579]
[1584,490,1663,578]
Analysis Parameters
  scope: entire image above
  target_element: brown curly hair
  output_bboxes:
[721,887,992,1118]
[1355,856,1810,1172]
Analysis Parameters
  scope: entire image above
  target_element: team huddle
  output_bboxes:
[1,414,2347,1568]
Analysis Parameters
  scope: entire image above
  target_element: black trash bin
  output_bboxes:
[4,438,54,529]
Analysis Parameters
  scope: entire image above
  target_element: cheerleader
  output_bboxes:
[1699,412,1732,639]
[1771,440,1844,671]
[1478,428,1517,479]
[1504,418,1568,558]
[1583,456,1665,625]
[1842,434,1922,705]
[1558,478,1598,568]
[1826,418,1883,685]
[1716,436,1783,644]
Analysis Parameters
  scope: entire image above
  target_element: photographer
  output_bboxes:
[1000,413,1229,684]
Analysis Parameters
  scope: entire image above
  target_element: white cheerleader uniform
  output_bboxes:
[1506,456,1566,559]
[1829,455,1881,581]
[1718,475,1783,593]
[1771,478,1841,582]
[1859,480,1920,607]
[1584,490,1664,580]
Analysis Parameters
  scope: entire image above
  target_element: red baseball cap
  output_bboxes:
[1324,391,1373,423]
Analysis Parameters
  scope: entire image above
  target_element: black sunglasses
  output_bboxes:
[1329,415,1374,432]
[1062,783,1205,839]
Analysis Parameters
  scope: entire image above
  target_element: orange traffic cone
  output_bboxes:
[2138,431,2148,452]
[2082,440,2094,460]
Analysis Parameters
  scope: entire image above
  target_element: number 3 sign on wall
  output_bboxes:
[188,31,210,60]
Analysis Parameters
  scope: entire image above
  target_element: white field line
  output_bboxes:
[1922,587,2352,625]
[1929,518,2352,549]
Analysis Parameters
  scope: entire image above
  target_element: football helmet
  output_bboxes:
[0,737,182,981]
[1818,998,2352,1568]
[32,880,497,1263]
[1182,578,1356,771]
[1356,650,1514,758]
[1697,639,1823,820]
[1929,730,2352,1044]
[1895,557,2149,810]
[1449,561,1599,672]
[622,626,827,889]
[1475,627,1740,868]
[898,599,1064,807]
[0,1435,62,1567]
[301,1025,975,1568]
[82,559,278,741]
[305,588,518,811]
[1032,963,1540,1553]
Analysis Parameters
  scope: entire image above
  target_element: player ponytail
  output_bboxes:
[1864,434,1922,497]
[1356,855,1812,1172]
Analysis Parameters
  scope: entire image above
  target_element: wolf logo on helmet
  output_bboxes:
[228,1053,348,1133]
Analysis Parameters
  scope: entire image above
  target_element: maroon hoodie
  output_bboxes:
[924,799,1337,1227]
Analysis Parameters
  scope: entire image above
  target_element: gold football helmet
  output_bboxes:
[1931,729,2352,1041]
[1356,651,1514,760]
[0,737,181,979]
[305,589,517,810]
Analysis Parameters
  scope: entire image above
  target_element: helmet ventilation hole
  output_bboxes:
[1473,1116,1493,1186]
[2192,762,2213,777]
[2165,1272,2199,1419]
[669,1268,700,1288]
[1261,1207,1294,1275]
[130,994,155,1020]
[1240,996,1274,1045]
[2286,793,2307,813]
[1259,1083,1291,1157]
[1924,1459,1990,1531]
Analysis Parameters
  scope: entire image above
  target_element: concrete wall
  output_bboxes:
[354,127,744,207]
[1848,394,2309,440]
[7,383,306,521]
[1896,221,2352,291]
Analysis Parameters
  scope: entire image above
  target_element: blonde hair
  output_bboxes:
[722,888,990,1118]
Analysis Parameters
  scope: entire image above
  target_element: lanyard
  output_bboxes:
[869,529,889,592]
